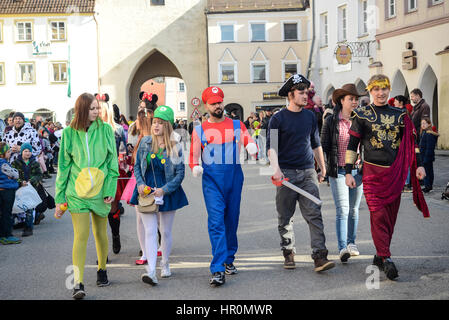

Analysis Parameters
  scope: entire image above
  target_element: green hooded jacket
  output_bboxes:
[55,119,119,217]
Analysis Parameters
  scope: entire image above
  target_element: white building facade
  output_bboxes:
[165,77,188,121]
[0,7,98,124]
[310,0,378,104]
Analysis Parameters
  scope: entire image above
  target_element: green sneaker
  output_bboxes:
[0,236,22,245]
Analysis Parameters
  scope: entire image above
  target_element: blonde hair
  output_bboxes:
[99,101,117,131]
[366,74,391,91]
[151,118,178,158]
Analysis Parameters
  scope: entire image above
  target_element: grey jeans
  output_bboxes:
[276,168,327,253]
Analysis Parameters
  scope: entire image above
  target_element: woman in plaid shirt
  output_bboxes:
[321,84,364,263]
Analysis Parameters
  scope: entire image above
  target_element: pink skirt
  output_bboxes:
[121,173,136,205]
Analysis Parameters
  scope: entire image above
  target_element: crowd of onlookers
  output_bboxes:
[0,111,63,244]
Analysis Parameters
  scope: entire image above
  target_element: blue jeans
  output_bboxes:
[329,168,363,251]
[406,169,411,186]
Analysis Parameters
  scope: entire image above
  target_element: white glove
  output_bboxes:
[246,143,258,156]
[192,165,204,178]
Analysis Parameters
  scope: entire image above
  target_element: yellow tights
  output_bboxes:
[71,212,108,284]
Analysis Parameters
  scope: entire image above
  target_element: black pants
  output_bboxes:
[108,201,121,237]
[423,162,434,188]
[0,189,16,238]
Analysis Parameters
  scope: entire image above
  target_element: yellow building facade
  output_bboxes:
[206,1,312,119]
[372,0,449,148]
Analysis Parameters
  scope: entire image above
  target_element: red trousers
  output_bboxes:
[369,195,401,258]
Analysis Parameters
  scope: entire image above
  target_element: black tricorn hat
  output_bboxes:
[278,74,311,97]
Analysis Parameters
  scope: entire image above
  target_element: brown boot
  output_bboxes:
[312,249,335,272]
[283,249,296,269]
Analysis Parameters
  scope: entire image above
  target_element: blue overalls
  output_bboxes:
[195,120,244,274]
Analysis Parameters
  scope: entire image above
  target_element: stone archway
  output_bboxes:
[419,65,438,129]
[128,50,183,118]
[33,108,55,122]
[355,78,368,96]
[391,70,409,99]
[323,85,335,105]
[225,103,244,121]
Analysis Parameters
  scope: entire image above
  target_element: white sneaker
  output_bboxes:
[141,272,158,285]
[339,248,350,263]
[347,244,360,256]
[161,263,171,278]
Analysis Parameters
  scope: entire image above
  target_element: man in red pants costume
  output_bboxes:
[345,74,430,280]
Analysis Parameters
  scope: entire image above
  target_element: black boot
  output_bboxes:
[112,235,121,254]
[383,258,399,280]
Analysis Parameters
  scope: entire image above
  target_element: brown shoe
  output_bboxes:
[312,249,335,272]
[283,249,296,269]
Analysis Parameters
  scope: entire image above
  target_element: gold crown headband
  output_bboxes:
[366,79,391,91]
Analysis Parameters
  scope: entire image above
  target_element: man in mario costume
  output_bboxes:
[189,86,258,287]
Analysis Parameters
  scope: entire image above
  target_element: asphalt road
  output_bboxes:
[1,155,449,300]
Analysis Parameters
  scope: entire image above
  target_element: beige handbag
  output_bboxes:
[137,157,159,213]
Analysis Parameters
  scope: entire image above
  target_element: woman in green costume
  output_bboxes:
[54,93,119,300]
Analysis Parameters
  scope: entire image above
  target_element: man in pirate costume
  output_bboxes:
[189,86,258,287]
[345,74,429,280]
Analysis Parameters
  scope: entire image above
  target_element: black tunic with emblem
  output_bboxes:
[345,104,421,173]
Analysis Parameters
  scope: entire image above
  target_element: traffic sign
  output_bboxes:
[190,107,201,119]
[191,97,201,107]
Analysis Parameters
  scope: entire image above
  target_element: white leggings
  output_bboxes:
[136,207,175,274]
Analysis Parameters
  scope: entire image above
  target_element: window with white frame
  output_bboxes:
[320,13,328,46]
[16,21,33,41]
[251,63,267,82]
[179,82,185,92]
[220,64,236,83]
[179,102,186,112]
[51,62,68,83]
[17,62,35,84]
[220,24,234,42]
[283,23,298,41]
[431,0,443,5]
[338,6,347,42]
[360,0,368,34]
[0,63,4,85]
[387,0,396,18]
[50,21,66,41]
[250,23,266,42]
[0,21,3,43]
[284,63,298,81]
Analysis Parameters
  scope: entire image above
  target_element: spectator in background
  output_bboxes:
[312,95,325,134]
[395,95,413,192]
[323,98,335,121]
[410,88,430,143]
[419,117,439,193]
[12,143,43,237]
[0,142,21,245]
[359,96,370,107]
[2,112,41,163]
[3,112,15,138]
[120,114,130,142]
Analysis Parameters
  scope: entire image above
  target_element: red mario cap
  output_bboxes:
[202,86,224,105]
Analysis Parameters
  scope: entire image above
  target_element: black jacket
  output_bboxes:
[321,107,342,178]
[419,130,439,163]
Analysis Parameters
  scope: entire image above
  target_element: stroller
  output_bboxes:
[442,181,449,200]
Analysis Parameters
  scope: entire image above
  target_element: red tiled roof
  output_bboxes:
[0,0,95,14]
